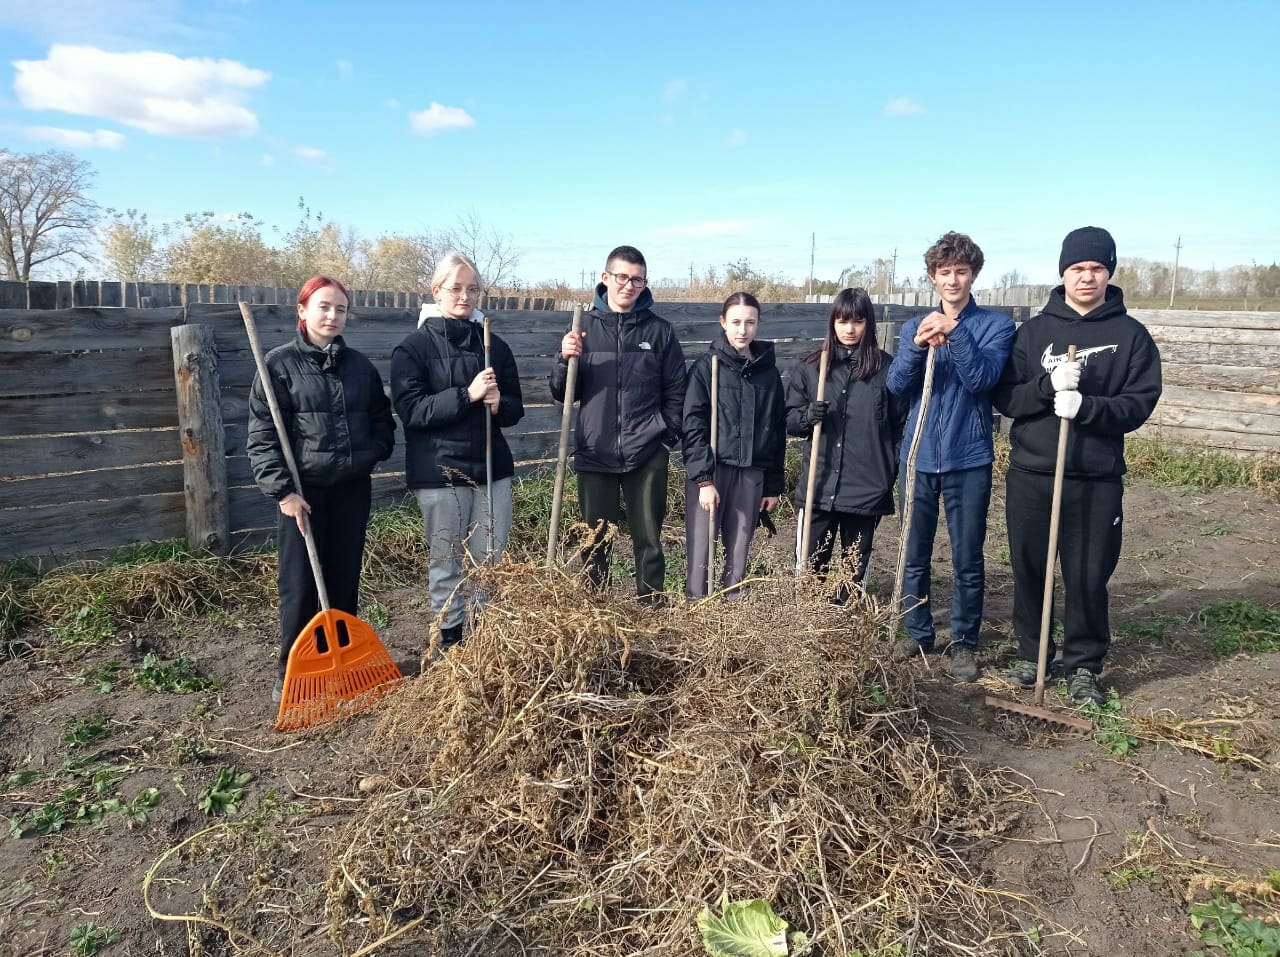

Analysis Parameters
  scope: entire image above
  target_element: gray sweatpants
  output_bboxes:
[684,465,764,599]
[415,478,513,629]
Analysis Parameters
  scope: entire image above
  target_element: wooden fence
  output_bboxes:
[2,302,1274,564]
[0,279,559,312]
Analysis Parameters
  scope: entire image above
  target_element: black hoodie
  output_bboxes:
[993,285,1161,478]
[548,283,687,473]
[681,333,786,496]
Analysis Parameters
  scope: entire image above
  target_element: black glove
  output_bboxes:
[757,509,777,537]
[803,400,829,428]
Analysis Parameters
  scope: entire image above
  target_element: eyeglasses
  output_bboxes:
[443,285,481,298]
[605,271,647,289]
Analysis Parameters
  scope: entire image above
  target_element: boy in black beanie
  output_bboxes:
[993,227,1161,704]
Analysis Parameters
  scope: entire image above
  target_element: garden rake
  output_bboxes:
[547,305,584,564]
[984,345,1092,735]
[239,301,403,732]
[797,343,831,575]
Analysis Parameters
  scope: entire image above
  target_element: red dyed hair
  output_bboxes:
[296,275,351,332]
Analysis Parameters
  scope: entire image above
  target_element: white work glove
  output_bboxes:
[1050,360,1081,391]
[1054,390,1082,420]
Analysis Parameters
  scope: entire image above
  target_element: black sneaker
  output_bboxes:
[949,646,979,683]
[439,624,464,649]
[1005,658,1038,689]
[1068,668,1105,706]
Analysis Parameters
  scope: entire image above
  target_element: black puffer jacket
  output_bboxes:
[786,346,909,515]
[247,333,395,499]
[682,334,786,496]
[391,315,524,488]
[548,284,687,473]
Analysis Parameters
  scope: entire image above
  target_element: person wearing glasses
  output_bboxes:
[551,245,687,603]
[391,252,524,652]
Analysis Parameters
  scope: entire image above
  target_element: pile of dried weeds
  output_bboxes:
[268,562,1023,955]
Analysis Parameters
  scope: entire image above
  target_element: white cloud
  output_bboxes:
[13,44,269,137]
[883,96,924,117]
[337,59,353,78]
[24,125,125,149]
[293,145,330,166]
[0,0,192,46]
[725,128,747,148]
[661,78,687,104]
[408,102,475,135]
[659,219,756,239]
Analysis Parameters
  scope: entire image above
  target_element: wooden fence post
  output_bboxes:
[171,323,230,554]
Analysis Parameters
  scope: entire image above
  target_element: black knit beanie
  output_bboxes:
[1058,226,1117,276]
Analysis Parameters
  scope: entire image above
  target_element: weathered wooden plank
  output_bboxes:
[27,281,57,309]
[0,492,187,560]
[1158,342,1280,370]
[0,282,25,309]
[1137,423,1280,454]
[1160,385,1280,415]
[1,463,183,510]
[1147,403,1280,435]
[0,307,184,351]
[1146,325,1280,347]
[1,429,179,479]
[1132,309,1280,330]
[123,283,139,307]
[172,323,230,553]
[0,391,177,435]
[100,282,123,308]
[56,282,74,309]
[1162,363,1280,395]
[0,350,174,398]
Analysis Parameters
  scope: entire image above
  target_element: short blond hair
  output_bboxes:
[431,252,482,291]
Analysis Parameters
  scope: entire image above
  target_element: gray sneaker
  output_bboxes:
[271,679,283,704]
[949,646,979,683]
[1068,668,1105,706]
[892,636,933,661]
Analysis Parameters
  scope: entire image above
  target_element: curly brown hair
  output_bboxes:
[923,231,984,278]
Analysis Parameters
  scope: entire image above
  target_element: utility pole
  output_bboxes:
[690,262,695,290]
[1169,235,1182,308]
[580,269,586,292]
[889,248,898,295]
[807,232,816,300]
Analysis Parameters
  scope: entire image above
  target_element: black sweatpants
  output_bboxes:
[577,448,670,599]
[276,475,372,678]
[1006,467,1123,675]
[796,508,880,604]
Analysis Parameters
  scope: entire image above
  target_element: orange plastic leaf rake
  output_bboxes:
[275,609,403,731]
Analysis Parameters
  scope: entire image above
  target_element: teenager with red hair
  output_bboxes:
[247,275,396,700]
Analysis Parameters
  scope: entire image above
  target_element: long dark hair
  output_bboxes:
[809,287,880,380]
[721,290,761,317]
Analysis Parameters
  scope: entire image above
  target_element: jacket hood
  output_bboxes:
[1041,284,1128,324]
[592,281,655,315]
[418,303,484,328]
[711,332,778,371]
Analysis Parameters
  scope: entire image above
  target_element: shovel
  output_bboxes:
[239,301,402,731]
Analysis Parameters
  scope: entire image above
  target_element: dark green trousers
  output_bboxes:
[577,448,669,599]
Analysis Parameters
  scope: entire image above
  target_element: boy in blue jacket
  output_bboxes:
[887,232,1015,681]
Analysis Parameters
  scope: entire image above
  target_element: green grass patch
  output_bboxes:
[1189,894,1280,956]
[132,652,219,694]
[1197,600,1280,656]
[1124,436,1280,498]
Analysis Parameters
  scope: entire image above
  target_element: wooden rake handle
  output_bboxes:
[239,301,331,610]
[798,345,831,574]
[707,353,719,596]
[547,305,583,564]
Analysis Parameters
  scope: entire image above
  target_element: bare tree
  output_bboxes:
[442,212,520,293]
[0,149,99,280]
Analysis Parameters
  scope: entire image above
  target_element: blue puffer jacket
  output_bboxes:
[886,299,1015,473]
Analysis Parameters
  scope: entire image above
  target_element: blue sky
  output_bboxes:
[1,0,1276,287]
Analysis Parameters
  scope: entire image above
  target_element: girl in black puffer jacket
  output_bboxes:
[247,275,396,693]
[682,291,785,598]
[787,288,909,601]
[391,253,524,651]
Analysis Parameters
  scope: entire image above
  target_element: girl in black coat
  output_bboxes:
[391,253,524,650]
[247,275,396,696]
[786,287,909,600]
[682,291,785,598]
